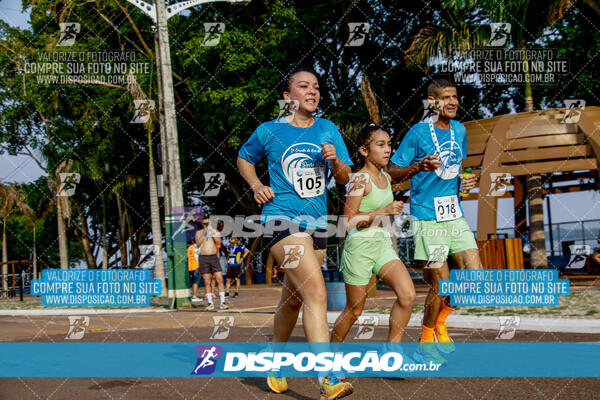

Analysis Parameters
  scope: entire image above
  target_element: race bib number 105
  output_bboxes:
[434,195,462,222]
[293,167,325,198]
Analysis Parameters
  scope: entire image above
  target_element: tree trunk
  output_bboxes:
[102,195,108,269]
[148,127,167,296]
[56,187,69,269]
[524,79,534,114]
[527,175,547,268]
[124,205,137,265]
[2,217,7,292]
[360,75,381,125]
[115,194,128,266]
[32,224,37,279]
[522,47,547,268]
[78,209,97,268]
[583,0,600,17]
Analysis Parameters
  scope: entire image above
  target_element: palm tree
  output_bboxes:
[28,190,53,279]
[127,70,167,296]
[405,0,575,268]
[14,191,35,277]
[407,0,573,109]
[0,184,37,290]
[54,159,74,269]
[0,183,18,292]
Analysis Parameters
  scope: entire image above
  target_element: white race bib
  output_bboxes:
[434,195,462,222]
[292,167,325,198]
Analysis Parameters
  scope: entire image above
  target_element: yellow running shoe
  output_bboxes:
[319,373,354,400]
[267,371,287,394]
[434,323,456,354]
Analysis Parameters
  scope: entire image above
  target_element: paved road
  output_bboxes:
[2,375,598,400]
[1,277,599,399]
[1,320,599,400]
[2,311,600,342]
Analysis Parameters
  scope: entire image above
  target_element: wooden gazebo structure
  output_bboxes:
[464,106,600,240]
[393,106,600,240]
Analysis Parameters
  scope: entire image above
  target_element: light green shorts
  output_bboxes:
[412,218,477,261]
[340,229,399,286]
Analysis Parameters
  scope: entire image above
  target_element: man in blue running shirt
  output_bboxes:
[389,79,481,366]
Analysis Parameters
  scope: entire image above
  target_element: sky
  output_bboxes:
[0,0,29,29]
[1,0,599,233]
[0,2,46,180]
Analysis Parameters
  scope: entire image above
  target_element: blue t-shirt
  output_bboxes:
[390,119,467,221]
[238,117,352,229]
[227,244,247,266]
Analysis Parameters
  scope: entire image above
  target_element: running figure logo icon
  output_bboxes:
[496,316,520,339]
[169,206,204,242]
[281,245,305,269]
[201,172,225,197]
[561,99,585,124]
[354,316,379,339]
[201,23,225,46]
[58,23,80,46]
[58,173,81,197]
[210,316,234,340]
[131,100,155,124]
[191,345,222,375]
[487,23,511,47]
[566,245,591,270]
[346,172,369,197]
[425,244,449,269]
[420,99,444,123]
[137,244,160,269]
[487,173,512,197]
[345,23,370,47]
[276,99,299,123]
[65,316,90,340]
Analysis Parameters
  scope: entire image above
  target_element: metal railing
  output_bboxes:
[250,244,343,282]
[495,219,600,256]
[0,260,46,301]
[245,219,599,274]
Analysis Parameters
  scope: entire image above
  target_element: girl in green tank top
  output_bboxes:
[331,125,416,353]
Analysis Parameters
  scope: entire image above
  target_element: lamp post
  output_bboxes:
[124,0,249,308]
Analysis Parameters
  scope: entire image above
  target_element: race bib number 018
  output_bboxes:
[293,167,325,198]
[434,195,462,222]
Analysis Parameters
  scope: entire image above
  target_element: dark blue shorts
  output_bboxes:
[191,269,203,285]
[262,219,327,250]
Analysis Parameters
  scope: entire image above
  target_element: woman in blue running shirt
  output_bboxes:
[237,68,354,398]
